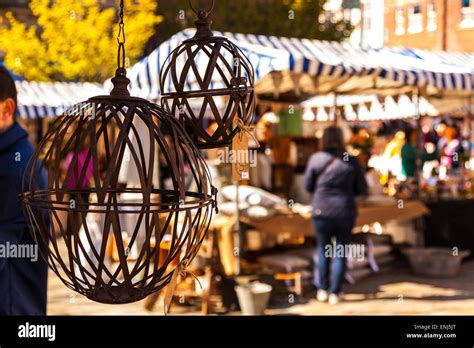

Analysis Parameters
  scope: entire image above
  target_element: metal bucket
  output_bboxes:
[235,282,272,315]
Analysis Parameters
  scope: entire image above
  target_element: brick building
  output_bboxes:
[384,0,474,52]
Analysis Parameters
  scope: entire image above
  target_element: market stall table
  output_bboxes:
[239,200,430,238]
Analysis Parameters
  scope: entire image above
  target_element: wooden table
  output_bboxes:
[240,200,430,238]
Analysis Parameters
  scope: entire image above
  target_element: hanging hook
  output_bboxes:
[188,0,215,16]
[189,0,214,38]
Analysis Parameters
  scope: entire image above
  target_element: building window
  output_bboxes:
[460,0,474,28]
[395,6,405,35]
[408,3,423,33]
[427,1,437,31]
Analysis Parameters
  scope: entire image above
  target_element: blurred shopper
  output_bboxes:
[0,66,49,315]
[421,123,438,148]
[440,127,464,177]
[304,126,367,305]
[380,131,405,184]
[62,140,94,232]
[435,121,448,151]
[401,128,417,179]
[63,139,94,204]
[401,128,438,180]
[348,126,374,170]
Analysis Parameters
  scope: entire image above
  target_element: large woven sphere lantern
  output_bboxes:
[19,1,217,304]
[159,0,256,149]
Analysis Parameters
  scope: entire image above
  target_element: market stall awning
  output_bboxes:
[15,81,105,119]
[126,29,473,101]
[300,94,439,122]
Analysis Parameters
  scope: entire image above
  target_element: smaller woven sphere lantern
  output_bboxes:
[159,0,256,149]
[19,0,217,304]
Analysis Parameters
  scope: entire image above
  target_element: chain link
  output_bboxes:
[117,0,126,71]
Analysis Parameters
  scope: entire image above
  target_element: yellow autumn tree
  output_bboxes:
[0,0,162,82]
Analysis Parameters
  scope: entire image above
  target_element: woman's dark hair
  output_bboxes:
[0,66,17,117]
[322,126,345,156]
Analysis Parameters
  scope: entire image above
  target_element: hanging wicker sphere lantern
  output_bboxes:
[19,1,217,304]
[159,0,256,149]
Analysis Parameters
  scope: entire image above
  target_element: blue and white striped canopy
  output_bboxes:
[12,30,473,120]
[127,29,473,101]
[15,81,105,119]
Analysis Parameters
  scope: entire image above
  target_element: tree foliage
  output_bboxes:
[0,0,162,82]
[146,0,353,54]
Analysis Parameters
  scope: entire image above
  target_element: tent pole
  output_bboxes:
[333,93,338,125]
[414,87,422,198]
[469,94,473,163]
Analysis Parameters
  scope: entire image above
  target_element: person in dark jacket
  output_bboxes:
[0,66,49,315]
[304,126,367,305]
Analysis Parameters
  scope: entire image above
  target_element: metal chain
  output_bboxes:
[117,0,126,71]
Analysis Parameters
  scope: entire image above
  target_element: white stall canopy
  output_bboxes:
[300,94,439,122]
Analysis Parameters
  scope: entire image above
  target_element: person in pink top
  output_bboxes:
[62,147,94,208]
[64,149,93,188]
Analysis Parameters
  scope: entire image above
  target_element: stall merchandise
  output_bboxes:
[236,198,429,238]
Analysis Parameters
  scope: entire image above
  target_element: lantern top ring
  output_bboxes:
[188,0,215,16]
[184,34,230,43]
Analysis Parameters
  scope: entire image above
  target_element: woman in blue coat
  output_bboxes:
[304,126,367,305]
